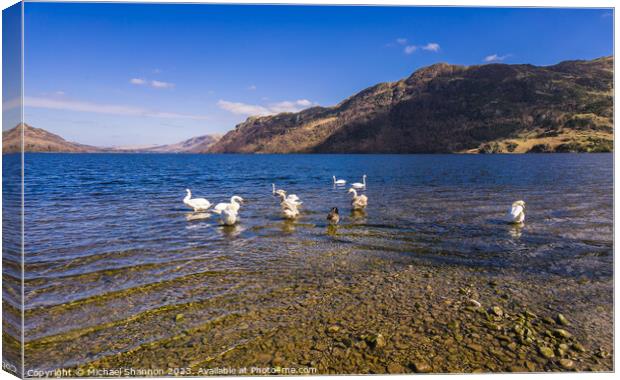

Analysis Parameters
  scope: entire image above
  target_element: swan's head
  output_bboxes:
[185,189,191,194]
[231,196,244,204]
[332,176,336,180]
[348,188,354,194]
[329,207,339,215]
[275,189,286,196]
[512,200,526,208]
[363,174,367,178]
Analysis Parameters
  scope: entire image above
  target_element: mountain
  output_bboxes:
[208,56,613,153]
[2,124,221,154]
[2,123,101,153]
[140,134,221,153]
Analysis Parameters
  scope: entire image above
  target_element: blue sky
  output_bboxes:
[16,3,614,147]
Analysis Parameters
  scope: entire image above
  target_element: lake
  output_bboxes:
[8,153,614,373]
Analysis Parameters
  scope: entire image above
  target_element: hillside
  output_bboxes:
[2,123,100,153]
[142,134,221,153]
[208,56,613,153]
[2,124,220,154]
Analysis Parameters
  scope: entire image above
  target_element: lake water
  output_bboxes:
[8,153,614,371]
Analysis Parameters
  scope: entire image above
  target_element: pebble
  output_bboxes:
[572,342,586,352]
[559,358,574,369]
[542,317,556,325]
[366,334,386,349]
[553,329,572,339]
[557,314,569,326]
[538,346,555,359]
[411,361,432,373]
[491,306,503,317]
[468,299,482,308]
[467,343,484,352]
[327,325,341,333]
[174,313,184,322]
[387,363,405,374]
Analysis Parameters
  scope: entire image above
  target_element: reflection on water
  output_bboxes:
[350,209,368,223]
[185,212,211,221]
[508,223,524,239]
[12,153,613,370]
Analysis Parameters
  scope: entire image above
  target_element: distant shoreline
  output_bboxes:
[3,151,613,155]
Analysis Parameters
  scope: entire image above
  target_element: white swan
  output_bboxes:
[183,189,212,212]
[212,204,238,225]
[282,207,300,219]
[213,196,244,214]
[275,189,302,206]
[275,190,300,219]
[351,175,367,189]
[272,183,284,195]
[348,188,368,210]
[509,200,526,224]
[333,176,346,186]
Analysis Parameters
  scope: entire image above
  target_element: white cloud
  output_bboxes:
[269,99,314,113]
[151,80,174,89]
[295,99,312,107]
[24,96,208,120]
[393,39,441,55]
[422,42,440,52]
[217,99,315,116]
[248,84,257,91]
[54,91,66,96]
[484,54,509,62]
[130,78,146,85]
[404,45,417,54]
[130,78,175,89]
[217,100,270,116]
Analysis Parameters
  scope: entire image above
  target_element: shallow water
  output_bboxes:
[8,153,613,371]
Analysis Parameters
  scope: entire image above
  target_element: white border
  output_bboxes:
[0,1,616,380]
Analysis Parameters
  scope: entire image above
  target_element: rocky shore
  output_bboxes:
[65,248,612,374]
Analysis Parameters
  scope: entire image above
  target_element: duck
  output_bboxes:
[332,176,346,186]
[213,196,244,214]
[509,200,526,224]
[348,188,368,210]
[183,189,212,212]
[327,207,340,225]
[351,175,367,189]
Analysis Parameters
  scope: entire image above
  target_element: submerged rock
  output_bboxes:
[490,306,503,317]
[366,333,386,349]
[538,346,555,359]
[556,314,570,326]
[553,329,572,339]
[410,360,432,373]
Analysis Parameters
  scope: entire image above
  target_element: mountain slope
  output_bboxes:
[142,134,221,153]
[2,124,221,153]
[208,56,613,153]
[2,124,101,153]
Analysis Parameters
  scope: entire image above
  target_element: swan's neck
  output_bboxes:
[363,176,366,185]
[332,176,336,183]
[184,191,191,202]
[350,189,358,198]
[272,184,275,194]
